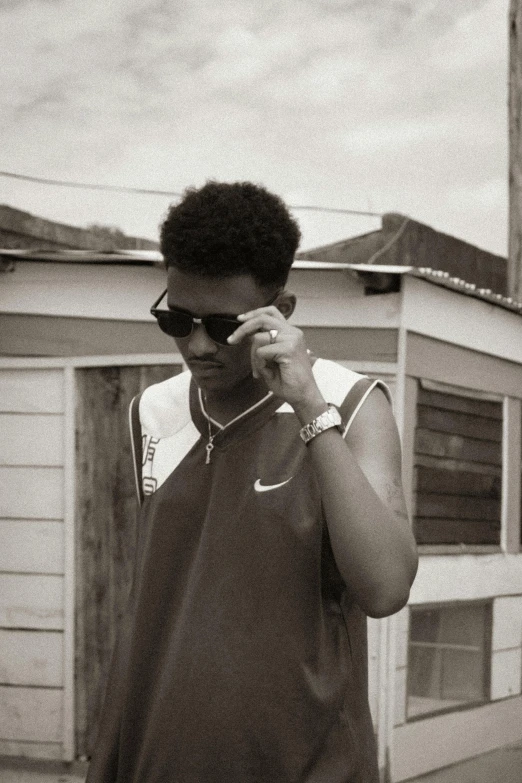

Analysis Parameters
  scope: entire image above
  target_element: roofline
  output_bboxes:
[0,249,404,270]
[1,249,521,315]
[0,248,163,265]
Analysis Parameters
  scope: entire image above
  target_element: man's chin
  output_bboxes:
[194,375,228,392]
[190,366,252,394]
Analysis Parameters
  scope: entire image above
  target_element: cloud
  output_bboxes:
[0,0,510,254]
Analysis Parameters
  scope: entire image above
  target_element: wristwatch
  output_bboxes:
[299,404,343,444]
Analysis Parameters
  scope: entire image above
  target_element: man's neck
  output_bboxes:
[203,375,272,425]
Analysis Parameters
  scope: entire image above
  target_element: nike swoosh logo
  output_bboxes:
[254,477,293,492]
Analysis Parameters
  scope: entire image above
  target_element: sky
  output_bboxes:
[0,0,510,255]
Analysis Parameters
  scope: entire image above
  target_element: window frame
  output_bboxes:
[406,599,493,723]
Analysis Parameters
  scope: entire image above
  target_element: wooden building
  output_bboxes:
[1,246,522,781]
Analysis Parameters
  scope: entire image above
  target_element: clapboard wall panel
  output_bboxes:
[301,327,398,362]
[416,494,500,521]
[415,466,501,497]
[0,740,63,760]
[0,574,63,630]
[415,429,501,465]
[0,467,64,519]
[0,365,68,756]
[0,520,64,574]
[0,630,63,686]
[417,406,502,442]
[393,694,522,781]
[0,368,64,413]
[0,414,63,466]
[0,686,62,742]
[415,519,501,546]
[413,385,503,546]
[416,389,502,420]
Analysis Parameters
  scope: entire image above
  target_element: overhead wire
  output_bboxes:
[0,170,183,198]
[0,170,383,218]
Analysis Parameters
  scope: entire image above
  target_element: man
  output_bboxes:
[87,181,418,783]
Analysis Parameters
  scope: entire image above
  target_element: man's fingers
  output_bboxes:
[250,333,274,375]
[228,308,287,345]
[231,317,279,342]
[254,344,292,362]
[251,343,293,378]
[237,305,282,321]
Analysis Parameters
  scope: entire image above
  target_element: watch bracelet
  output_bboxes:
[299,404,343,445]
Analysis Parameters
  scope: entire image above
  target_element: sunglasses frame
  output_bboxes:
[150,289,282,346]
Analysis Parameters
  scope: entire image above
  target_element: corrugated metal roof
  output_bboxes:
[343,263,522,315]
[1,249,521,316]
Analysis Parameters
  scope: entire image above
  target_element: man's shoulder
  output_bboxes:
[139,370,192,438]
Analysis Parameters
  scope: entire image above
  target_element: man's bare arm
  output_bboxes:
[300,387,418,618]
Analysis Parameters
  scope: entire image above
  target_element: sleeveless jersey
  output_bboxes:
[117,359,386,782]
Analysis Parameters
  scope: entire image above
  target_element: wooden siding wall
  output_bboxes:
[394,332,522,780]
[1,316,399,364]
[0,315,175,357]
[302,328,398,362]
[413,386,503,546]
[75,363,181,758]
[0,368,66,759]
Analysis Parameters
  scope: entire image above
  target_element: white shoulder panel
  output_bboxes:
[139,370,192,439]
[139,370,200,496]
[312,358,367,406]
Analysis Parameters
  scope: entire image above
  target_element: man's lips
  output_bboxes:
[188,360,224,370]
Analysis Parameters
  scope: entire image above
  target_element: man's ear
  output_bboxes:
[276,290,296,320]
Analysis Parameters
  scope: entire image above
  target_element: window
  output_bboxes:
[407,602,491,720]
[414,384,503,546]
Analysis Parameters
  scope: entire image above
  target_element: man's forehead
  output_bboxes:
[166,268,265,312]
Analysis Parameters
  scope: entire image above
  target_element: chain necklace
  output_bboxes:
[202,391,220,464]
[200,387,273,465]
[205,416,215,464]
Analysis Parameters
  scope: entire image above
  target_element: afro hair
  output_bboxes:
[160,181,301,288]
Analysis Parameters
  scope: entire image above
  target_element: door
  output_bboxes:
[75,362,181,758]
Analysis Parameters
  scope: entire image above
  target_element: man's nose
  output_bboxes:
[187,322,218,357]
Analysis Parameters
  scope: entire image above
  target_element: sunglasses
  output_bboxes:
[150,289,280,346]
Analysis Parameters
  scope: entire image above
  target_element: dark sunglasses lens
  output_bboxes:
[155,311,193,338]
[205,317,239,345]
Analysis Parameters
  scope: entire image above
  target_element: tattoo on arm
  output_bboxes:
[384,476,410,523]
